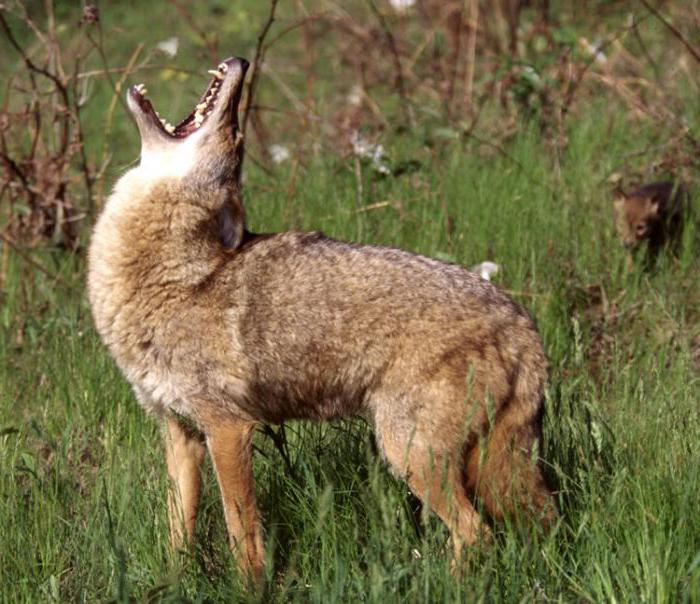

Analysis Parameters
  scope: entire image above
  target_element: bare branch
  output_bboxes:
[0,232,70,288]
[367,0,413,128]
[462,0,479,116]
[242,0,280,138]
[640,0,700,64]
[166,0,218,63]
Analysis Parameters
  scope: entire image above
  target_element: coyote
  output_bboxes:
[88,57,557,580]
[613,181,690,257]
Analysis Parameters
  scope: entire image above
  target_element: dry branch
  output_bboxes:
[242,0,280,138]
[640,0,700,64]
[367,0,414,128]
[462,0,479,115]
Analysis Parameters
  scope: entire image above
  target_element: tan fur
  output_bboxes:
[613,181,690,256]
[88,58,557,581]
[164,417,206,549]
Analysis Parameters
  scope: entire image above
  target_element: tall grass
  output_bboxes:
[2,113,699,601]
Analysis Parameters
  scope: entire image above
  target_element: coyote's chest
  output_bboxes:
[89,278,191,416]
[88,218,201,417]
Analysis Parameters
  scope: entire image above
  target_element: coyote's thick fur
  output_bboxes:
[88,57,557,580]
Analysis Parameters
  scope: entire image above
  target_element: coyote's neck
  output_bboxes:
[87,169,226,352]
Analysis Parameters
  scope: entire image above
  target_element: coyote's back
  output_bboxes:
[88,56,557,582]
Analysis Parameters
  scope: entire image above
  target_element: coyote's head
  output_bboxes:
[613,190,661,249]
[614,182,674,248]
[124,56,249,248]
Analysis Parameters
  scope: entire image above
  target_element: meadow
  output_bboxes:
[1,1,699,602]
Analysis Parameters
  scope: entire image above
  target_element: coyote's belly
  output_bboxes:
[151,233,539,426]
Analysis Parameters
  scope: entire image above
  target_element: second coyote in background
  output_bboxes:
[613,181,691,258]
[88,56,558,581]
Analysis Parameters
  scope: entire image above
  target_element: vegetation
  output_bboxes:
[1,1,698,601]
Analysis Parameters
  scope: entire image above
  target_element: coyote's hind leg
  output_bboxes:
[164,415,206,550]
[465,400,558,530]
[205,418,265,581]
[375,414,491,562]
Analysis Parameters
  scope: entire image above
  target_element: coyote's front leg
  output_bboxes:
[205,418,265,581]
[164,415,207,550]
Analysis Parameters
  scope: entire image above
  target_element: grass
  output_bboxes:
[2,119,699,601]
[2,2,700,602]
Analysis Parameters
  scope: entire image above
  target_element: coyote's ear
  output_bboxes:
[648,196,660,216]
[613,185,627,203]
[218,196,245,249]
[613,190,626,212]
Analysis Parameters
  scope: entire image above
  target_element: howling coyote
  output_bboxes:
[88,57,557,580]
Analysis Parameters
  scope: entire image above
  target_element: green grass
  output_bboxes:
[2,121,699,601]
[2,2,700,602]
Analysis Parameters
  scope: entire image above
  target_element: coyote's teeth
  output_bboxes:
[196,102,208,111]
[135,83,146,94]
[159,117,175,134]
[194,113,204,126]
[207,69,224,80]
[218,62,228,73]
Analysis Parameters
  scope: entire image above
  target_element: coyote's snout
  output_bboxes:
[88,56,557,581]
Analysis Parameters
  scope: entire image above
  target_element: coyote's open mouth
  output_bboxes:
[127,57,249,141]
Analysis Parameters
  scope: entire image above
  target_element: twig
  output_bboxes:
[0,10,71,156]
[73,66,196,80]
[462,0,479,116]
[265,12,332,49]
[561,15,648,121]
[630,17,661,80]
[353,155,365,239]
[0,151,31,194]
[95,43,144,206]
[69,34,97,217]
[353,156,364,207]
[0,12,64,95]
[260,424,297,480]
[0,232,70,288]
[639,0,700,64]
[446,5,463,116]
[85,26,129,117]
[297,0,318,140]
[354,200,391,213]
[166,0,218,63]
[286,156,299,204]
[244,149,275,177]
[262,63,311,115]
[367,0,414,128]
[241,0,280,138]
[0,234,7,290]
